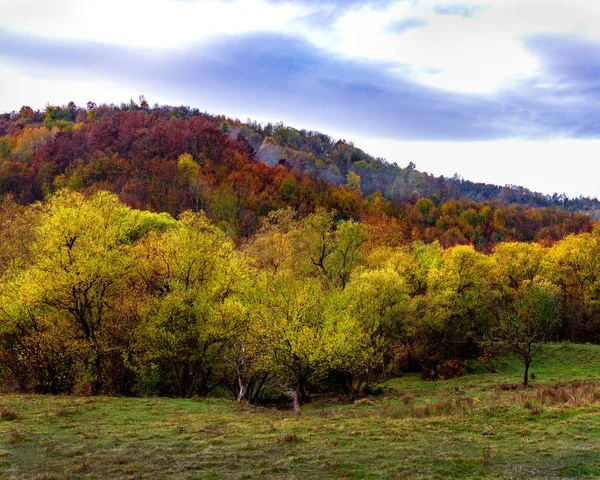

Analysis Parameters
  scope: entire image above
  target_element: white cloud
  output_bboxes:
[3,0,600,95]
[0,63,139,110]
[0,0,317,49]
[300,0,600,94]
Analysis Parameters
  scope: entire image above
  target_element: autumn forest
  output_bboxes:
[1,100,600,410]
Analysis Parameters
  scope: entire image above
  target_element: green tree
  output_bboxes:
[345,171,362,196]
[495,282,561,385]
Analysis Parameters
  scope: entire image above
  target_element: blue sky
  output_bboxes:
[1,0,599,197]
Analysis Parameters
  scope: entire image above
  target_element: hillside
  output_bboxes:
[0,101,595,249]
[228,117,600,214]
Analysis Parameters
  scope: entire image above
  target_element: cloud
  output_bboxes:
[388,17,428,34]
[2,24,600,142]
[0,0,318,49]
[525,34,600,93]
[433,4,485,18]
[0,28,505,141]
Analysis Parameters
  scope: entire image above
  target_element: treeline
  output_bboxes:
[0,103,593,249]
[1,190,599,405]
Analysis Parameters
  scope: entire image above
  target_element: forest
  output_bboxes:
[1,101,600,411]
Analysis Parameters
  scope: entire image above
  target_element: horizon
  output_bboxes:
[2,0,600,197]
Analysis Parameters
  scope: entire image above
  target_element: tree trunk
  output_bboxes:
[250,373,270,404]
[90,355,101,395]
[523,357,530,386]
[236,376,246,402]
[292,388,302,413]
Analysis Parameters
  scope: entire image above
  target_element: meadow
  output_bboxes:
[2,344,600,479]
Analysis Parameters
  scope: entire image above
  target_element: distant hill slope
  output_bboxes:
[0,101,595,248]
[224,118,600,215]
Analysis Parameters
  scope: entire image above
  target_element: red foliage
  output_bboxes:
[0,108,593,243]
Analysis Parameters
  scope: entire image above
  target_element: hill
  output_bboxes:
[0,101,594,249]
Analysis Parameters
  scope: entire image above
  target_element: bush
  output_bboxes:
[436,359,465,380]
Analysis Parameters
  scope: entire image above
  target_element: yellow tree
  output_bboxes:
[344,171,362,196]
[339,267,411,396]
[247,207,367,289]
[542,233,600,341]
[291,208,367,288]
[243,207,298,274]
[492,242,547,294]
[178,153,205,212]
[12,126,58,161]
[0,190,173,393]
[252,275,333,412]
[416,245,492,373]
[135,211,250,398]
[0,195,39,275]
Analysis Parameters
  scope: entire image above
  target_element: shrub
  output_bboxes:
[436,359,465,380]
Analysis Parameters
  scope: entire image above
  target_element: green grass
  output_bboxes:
[2,344,600,479]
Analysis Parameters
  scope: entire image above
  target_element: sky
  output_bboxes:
[1,0,600,197]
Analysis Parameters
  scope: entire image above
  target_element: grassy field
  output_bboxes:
[2,344,600,479]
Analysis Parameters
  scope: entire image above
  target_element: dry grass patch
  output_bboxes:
[277,432,299,443]
[1,408,17,421]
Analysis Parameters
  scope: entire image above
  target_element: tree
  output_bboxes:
[244,208,298,274]
[254,276,333,412]
[18,105,34,122]
[495,282,560,386]
[0,195,38,274]
[1,190,173,394]
[339,267,410,396]
[345,171,362,196]
[290,209,367,288]
[12,126,58,161]
[415,245,492,371]
[542,233,600,341]
[134,211,249,398]
[177,152,204,211]
[493,242,547,293]
[329,219,368,289]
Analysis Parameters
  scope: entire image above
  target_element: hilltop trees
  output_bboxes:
[0,105,593,247]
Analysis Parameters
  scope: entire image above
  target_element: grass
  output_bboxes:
[1,343,600,479]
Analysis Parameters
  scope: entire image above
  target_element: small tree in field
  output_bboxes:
[496,282,561,386]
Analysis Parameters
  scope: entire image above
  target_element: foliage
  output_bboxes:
[0,101,599,407]
[495,282,561,385]
[0,105,593,246]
